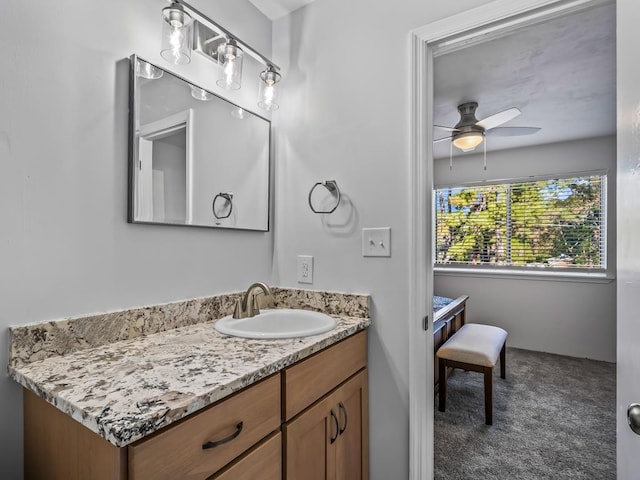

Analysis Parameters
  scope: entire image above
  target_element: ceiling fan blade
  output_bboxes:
[434,124,459,132]
[486,126,541,137]
[476,107,521,130]
[433,136,451,143]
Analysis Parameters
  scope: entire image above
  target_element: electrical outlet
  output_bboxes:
[362,227,391,257]
[297,255,314,283]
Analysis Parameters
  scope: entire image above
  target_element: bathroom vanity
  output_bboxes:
[8,288,370,480]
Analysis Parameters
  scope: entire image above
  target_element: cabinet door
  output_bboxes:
[335,370,368,480]
[284,393,337,480]
[284,369,369,480]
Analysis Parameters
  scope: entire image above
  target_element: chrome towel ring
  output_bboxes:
[212,192,233,219]
[308,180,341,214]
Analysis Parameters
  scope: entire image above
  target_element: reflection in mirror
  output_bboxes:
[128,55,270,231]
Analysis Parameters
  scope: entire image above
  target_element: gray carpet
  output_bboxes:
[434,347,616,480]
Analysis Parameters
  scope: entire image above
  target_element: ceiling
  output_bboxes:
[248,0,315,20]
[433,3,616,159]
[246,2,615,158]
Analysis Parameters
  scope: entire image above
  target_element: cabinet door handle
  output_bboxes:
[202,422,243,450]
[338,401,348,435]
[330,409,339,444]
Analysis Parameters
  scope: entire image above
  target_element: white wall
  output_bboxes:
[271,1,491,478]
[0,1,273,477]
[434,136,617,362]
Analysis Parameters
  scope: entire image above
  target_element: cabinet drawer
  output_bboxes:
[129,374,281,480]
[283,330,367,421]
[211,431,281,480]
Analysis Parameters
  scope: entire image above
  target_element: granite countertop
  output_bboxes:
[9,313,369,447]
[7,288,370,448]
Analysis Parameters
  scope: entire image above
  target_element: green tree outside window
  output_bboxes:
[435,175,606,270]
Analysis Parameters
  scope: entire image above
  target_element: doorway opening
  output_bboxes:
[408,0,615,478]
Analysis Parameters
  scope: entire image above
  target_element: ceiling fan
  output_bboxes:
[434,101,540,153]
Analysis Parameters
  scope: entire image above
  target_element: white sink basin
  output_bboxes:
[214,309,337,339]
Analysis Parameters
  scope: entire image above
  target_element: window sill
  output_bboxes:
[434,267,615,283]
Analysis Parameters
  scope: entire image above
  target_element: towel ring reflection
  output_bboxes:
[212,192,233,219]
[308,180,341,214]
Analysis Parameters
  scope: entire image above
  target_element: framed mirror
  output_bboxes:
[128,55,271,231]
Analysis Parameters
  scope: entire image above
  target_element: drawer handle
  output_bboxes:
[202,422,243,450]
[338,401,348,435]
[330,409,339,444]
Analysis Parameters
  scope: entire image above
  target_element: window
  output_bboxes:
[434,174,607,272]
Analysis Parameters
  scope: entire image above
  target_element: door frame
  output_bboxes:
[408,0,612,478]
[137,109,195,224]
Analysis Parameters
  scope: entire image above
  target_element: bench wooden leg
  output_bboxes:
[438,358,446,412]
[484,366,493,425]
[500,342,506,379]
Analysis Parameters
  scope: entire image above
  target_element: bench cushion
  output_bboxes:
[436,323,507,367]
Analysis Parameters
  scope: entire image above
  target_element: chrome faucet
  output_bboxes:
[233,282,273,319]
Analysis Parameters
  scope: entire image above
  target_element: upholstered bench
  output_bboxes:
[436,323,507,425]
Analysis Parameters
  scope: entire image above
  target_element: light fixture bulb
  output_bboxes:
[216,39,243,90]
[452,131,484,151]
[258,66,281,111]
[160,3,193,65]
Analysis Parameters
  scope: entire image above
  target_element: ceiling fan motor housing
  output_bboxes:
[454,101,485,136]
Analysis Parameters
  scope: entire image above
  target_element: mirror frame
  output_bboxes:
[127,54,272,232]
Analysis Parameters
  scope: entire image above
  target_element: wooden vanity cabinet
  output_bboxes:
[283,331,369,480]
[24,389,127,480]
[24,374,281,480]
[23,330,369,480]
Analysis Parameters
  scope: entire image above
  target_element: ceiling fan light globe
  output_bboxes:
[452,132,484,151]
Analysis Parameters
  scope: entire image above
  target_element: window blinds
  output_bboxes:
[435,175,606,270]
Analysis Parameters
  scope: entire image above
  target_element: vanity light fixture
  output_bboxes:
[258,66,281,111]
[159,0,282,110]
[216,39,244,90]
[160,2,194,65]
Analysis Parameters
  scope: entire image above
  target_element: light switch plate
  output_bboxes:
[362,227,391,257]
[297,255,314,283]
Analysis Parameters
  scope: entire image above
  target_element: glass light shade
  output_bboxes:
[189,85,214,101]
[452,131,484,151]
[216,40,244,90]
[257,67,281,111]
[160,5,193,65]
[136,59,164,79]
